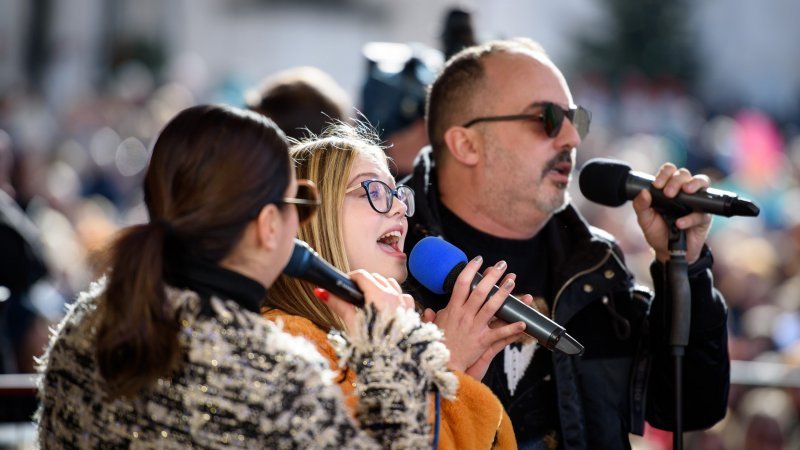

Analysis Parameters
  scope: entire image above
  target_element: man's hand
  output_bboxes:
[632,163,713,264]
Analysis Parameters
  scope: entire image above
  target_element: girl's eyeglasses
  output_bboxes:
[344,179,415,218]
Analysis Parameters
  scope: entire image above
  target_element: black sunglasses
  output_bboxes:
[463,102,591,140]
[279,179,321,226]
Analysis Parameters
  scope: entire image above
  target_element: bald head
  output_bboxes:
[425,38,551,164]
[426,39,581,239]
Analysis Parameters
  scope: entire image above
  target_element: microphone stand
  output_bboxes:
[665,215,690,450]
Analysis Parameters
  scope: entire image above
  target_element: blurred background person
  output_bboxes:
[245,66,351,140]
[0,129,65,375]
[359,7,477,178]
[359,42,437,177]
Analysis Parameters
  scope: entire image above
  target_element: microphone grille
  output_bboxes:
[408,237,467,295]
[283,239,312,277]
[579,158,632,207]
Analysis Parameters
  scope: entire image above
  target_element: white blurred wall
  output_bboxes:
[0,0,798,117]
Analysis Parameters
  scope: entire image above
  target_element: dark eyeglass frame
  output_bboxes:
[462,102,591,140]
[344,179,415,218]
[278,178,321,226]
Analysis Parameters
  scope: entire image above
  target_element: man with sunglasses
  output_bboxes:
[402,38,729,450]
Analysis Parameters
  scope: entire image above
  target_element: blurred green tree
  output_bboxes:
[573,0,700,91]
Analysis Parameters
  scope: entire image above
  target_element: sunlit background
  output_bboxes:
[1,1,799,449]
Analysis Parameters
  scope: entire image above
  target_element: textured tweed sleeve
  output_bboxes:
[329,305,459,449]
[36,283,455,449]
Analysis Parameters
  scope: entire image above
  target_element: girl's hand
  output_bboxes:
[316,269,414,333]
[431,256,526,379]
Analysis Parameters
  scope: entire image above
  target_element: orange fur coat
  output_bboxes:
[264,309,517,449]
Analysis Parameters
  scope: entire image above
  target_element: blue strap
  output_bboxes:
[432,391,441,449]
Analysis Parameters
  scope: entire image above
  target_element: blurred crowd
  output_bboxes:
[1,8,799,450]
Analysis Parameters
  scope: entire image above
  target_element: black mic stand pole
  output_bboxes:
[665,215,691,450]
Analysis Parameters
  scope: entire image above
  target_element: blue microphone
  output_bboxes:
[409,237,583,355]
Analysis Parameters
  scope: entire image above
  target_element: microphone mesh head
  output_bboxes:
[408,237,467,295]
[283,239,312,277]
[578,158,632,207]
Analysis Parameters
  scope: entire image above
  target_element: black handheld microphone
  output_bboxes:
[283,239,365,307]
[579,158,760,217]
[409,237,584,355]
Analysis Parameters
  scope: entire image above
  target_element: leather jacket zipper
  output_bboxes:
[551,243,614,319]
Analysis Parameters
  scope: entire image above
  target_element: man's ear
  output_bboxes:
[254,204,282,251]
[443,126,481,166]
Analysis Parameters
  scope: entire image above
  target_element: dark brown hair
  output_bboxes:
[425,38,547,163]
[246,67,350,140]
[96,104,291,398]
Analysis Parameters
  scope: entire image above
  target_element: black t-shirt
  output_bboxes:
[437,204,560,444]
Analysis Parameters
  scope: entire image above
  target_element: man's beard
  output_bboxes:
[536,150,573,214]
[535,186,570,216]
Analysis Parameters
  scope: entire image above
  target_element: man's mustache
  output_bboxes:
[541,151,573,178]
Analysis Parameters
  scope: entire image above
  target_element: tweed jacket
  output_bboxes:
[36,278,456,449]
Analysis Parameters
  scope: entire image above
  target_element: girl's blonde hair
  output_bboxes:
[265,121,391,331]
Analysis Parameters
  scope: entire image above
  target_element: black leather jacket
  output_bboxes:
[401,147,730,450]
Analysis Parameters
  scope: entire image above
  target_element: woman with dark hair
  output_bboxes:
[36,104,455,448]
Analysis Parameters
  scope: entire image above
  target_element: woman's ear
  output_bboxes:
[255,204,282,251]
[443,126,481,166]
